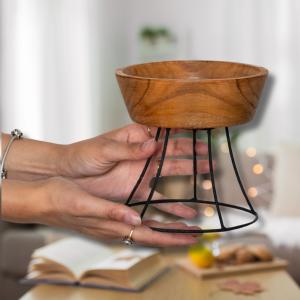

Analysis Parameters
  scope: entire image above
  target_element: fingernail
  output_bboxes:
[124,214,142,226]
[141,138,155,150]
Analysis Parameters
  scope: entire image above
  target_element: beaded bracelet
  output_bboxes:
[1,129,23,179]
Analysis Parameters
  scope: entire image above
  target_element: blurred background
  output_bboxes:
[1,1,300,299]
[1,0,300,151]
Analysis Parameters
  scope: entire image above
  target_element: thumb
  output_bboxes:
[108,138,157,162]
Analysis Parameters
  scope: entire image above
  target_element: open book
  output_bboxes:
[23,237,168,291]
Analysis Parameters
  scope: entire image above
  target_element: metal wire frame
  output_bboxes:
[125,127,258,233]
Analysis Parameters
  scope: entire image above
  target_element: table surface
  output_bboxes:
[21,267,300,300]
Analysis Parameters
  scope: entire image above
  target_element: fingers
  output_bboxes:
[154,202,198,219]
[75,194,142,226]
[103,125,208,154]
[152,192,197,219]
[78,219,199,247]
[102,124,158,143]
[102,124,209,163]
[142,220,201,237]
[131,126,208,157]
[102,138,157,162]
[132,220,199,247]
[105,138,208,164]
[159,159,210,176]
[163,138,208,157]
[132,221,199,246]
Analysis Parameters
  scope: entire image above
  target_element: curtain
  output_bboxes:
[0,0,130,143]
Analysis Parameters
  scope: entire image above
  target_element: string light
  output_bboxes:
[246,147,257,157]
[202,179,212,190]
[248,187,258,198]
[204,206,215,217]
[252,163,264,175]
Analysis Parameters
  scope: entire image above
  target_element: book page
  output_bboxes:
[89,248,158,271]
[32,237,115,278]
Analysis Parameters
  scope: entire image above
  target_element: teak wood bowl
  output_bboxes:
[116,60,268,129]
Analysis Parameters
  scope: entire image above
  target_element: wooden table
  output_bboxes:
[21,267,300,300]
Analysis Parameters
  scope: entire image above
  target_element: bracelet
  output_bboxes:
[1,129,23,179]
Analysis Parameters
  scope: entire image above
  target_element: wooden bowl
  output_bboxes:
[116,60,268,129]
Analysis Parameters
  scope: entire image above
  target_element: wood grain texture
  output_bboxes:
[116,61,268,129]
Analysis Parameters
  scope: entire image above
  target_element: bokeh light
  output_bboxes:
[202,179,212,190]
[246,147,257,157]
[203,206,215,217]
[248,187,258,198]
[252,163,264,175]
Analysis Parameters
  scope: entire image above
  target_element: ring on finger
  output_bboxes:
[122,226,135,245]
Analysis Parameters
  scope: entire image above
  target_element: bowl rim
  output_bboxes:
[115,60,268,82]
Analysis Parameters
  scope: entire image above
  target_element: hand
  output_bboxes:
[60,124,209,219]
[2,177,200,246]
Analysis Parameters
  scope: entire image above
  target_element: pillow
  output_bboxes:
[271,143,300,217]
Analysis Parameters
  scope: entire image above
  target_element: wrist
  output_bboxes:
[56,142,87,178]
[55,144,74,177]
[2,133,66,180]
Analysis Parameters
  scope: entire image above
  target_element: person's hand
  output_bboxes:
[59,124,209,219]
[2,177,200,246]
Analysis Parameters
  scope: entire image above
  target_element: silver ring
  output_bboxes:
[122,227,135,245]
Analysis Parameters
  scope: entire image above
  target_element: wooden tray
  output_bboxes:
[176,257,288,279]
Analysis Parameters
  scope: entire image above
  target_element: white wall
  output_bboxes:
[127,0,300,152]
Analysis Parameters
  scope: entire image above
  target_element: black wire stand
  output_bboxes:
[125,127,258,234]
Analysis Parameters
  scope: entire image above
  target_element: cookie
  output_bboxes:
[235,247,256,265]
[247,244,273,262]
[216,244,242,264]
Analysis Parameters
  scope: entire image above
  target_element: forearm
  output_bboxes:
[1,133,65,180]
[1,179,48,223]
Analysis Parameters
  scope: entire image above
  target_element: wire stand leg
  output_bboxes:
[140,128,171,219]
[192,129,198,200]
[225,127,255,212]
[207,129,225,230]
[125,128,161,205]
